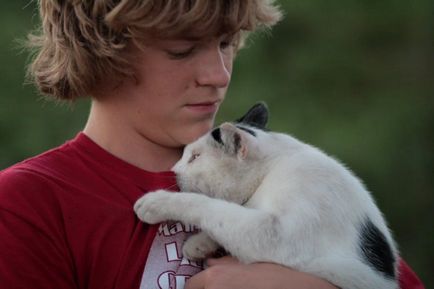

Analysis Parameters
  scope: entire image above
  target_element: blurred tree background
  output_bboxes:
[1,0,433,286]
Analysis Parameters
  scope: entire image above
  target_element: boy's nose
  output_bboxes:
[196,48,231,88]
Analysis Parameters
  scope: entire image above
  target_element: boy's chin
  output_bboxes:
[182,122,214,144]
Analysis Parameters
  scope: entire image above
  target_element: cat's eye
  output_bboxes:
[188,153,200,164]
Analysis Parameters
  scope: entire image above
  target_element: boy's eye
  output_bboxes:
[188,153,200,164]
[167,47,195,59]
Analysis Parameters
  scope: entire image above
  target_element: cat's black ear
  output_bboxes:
[236,102,268,129]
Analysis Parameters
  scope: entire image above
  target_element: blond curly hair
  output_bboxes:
[27,0,282,100]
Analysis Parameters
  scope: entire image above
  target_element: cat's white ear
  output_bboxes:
[219,123,248,159]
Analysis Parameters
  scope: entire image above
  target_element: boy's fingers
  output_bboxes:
[185,257,238,289]
[185,270,205,289]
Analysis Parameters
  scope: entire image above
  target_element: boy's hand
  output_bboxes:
[185,256,339,289]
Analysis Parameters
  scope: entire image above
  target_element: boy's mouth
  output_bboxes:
[185,100,220,114]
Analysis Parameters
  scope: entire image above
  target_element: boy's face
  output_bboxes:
[106,34,235,148]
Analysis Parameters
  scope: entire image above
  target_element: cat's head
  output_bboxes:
[173,102,271,204]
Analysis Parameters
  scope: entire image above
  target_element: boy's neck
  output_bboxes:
[83,101,183,173]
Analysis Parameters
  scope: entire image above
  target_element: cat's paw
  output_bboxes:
[182,232,219,260]
[134,190,174,224]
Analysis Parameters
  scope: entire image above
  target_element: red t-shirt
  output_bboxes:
[0,133,424,289]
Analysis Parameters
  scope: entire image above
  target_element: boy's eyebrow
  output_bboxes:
[159,36,202,44]
[181,36,203,41]
[170,32,232,42]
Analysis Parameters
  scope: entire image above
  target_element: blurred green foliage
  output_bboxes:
[1,0,433,286]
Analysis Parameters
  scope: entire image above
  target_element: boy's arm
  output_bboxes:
[185,257,425,289]
[186,256,339,289]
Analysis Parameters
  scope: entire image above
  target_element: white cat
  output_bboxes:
[134,102,399,289]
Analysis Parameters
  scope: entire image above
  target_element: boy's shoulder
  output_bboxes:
[1,138,75,185]
[1,133,176,212]
[0,137,99,246]
[0,138,81,209]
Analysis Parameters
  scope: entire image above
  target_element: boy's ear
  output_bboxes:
[236,102,268,129]
[219,123,248,159]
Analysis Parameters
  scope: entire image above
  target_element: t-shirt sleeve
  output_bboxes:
[0,169,77,289]
[398,259,425,289]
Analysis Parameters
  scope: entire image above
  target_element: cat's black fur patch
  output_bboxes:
[359,218,396,279]
[236,125,256,137]
[211,128,224,145]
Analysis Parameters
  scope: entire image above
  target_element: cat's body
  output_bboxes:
[134,103,399,289]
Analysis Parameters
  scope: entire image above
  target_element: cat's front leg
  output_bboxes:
[183,232,220,260]
[134,190,211,225]
[134,190,178,224]
[134,191,280,263]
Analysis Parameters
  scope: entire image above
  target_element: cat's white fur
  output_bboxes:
[134,104,398,289]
